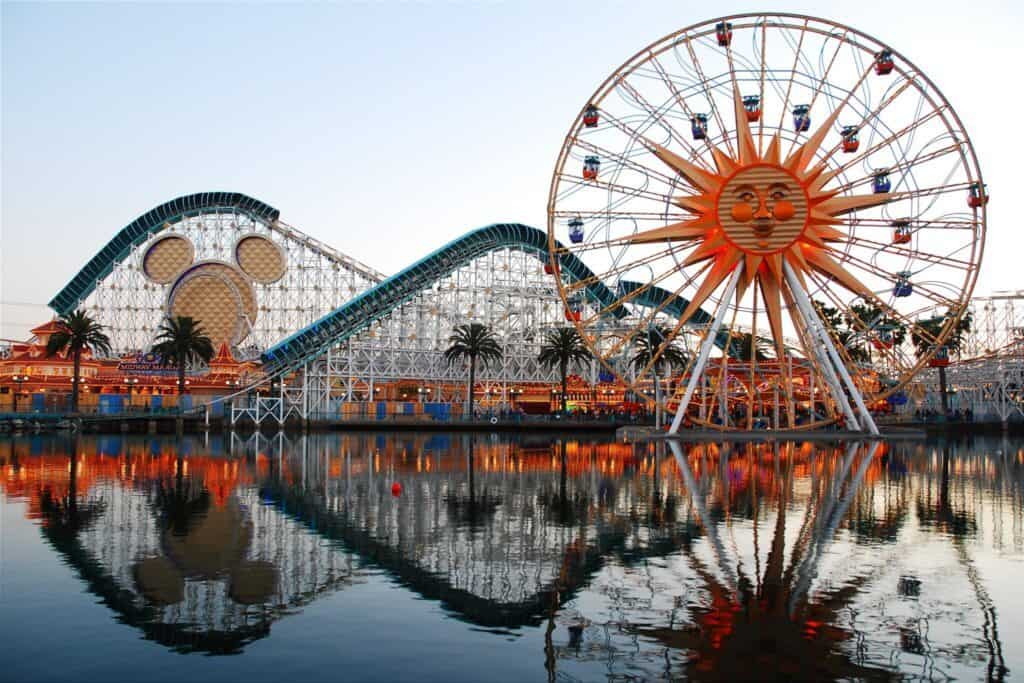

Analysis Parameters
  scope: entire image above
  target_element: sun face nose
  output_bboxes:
[753,196,773,221]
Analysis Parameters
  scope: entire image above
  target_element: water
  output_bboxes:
[0,432,1020,682]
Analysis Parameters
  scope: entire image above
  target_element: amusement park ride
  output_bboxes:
[10,13,990,432]
[548,13,985,434]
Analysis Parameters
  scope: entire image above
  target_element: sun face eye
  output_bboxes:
[770,190,787,201]
[738,191,755,203]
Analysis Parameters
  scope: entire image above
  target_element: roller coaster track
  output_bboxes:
[261,223,634,374]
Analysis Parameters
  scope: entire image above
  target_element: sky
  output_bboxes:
[2,0,1020,340]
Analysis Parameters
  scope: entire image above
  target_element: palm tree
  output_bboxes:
[731,332,771,362]
[911,311,971,414]
[151,316,215,400]
[631,325,689,428]
[537,327,591,414]
[444,323,503,418]
[45,311,112,413]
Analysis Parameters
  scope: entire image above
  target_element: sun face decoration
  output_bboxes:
[628,86,894,357]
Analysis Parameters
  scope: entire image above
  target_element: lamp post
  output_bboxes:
[11,374,28,413]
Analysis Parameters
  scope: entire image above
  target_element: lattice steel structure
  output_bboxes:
[50,193,384,359]
[911,293,1024,422]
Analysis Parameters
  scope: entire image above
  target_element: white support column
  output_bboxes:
[783,262,879,435]
[669,265,743,435]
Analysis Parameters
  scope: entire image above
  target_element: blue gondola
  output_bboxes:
[792,105,811,132]
[568,216,584,244]
[598,369,615,383]
[893,271,912,297]
[691,113,709,140]
[873,169,891,193]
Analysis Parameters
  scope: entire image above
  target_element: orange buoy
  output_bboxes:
[391,482,402,497]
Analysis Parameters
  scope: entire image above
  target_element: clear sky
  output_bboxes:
[2,0,1020,340]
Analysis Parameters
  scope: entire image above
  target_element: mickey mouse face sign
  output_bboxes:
[141,233,286,347]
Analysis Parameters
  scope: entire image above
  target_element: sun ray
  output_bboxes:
[629,219,712,244]
[679,253,743,324]
[647,142,721,193]
[732,85,758,166]
[802,247,874,299]
[815,193,894,216]
[760,272,787,360]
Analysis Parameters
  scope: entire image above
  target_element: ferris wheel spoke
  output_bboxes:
[774,19,810,135]
[551,210,691,222]
[563,246,678,295]
[613,75,705,165]
[782,30,852,160]
[831,142,963,196]
[806,271,908,369]
[841,234,973,271]
[570,136,684,188]
[647,55,724,164]
[682,35,737,160]
[818,80,932,172]
[589,261,714,362]
[598,107,715,174]
[556,173,672,204]
[828,247,960,308]
[756,19,768,154]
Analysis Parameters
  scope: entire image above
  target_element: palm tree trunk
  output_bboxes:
[71,347,82,413]
[467,356,476,418]
[178,359,186,398]
[654,366,662,429]
[939,365,949,414]
[560,357,568,414]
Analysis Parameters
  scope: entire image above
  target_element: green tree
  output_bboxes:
[732,332,770,361]
[537,327,592,414]
[911,311,972,414]
[631,325,690,428]
[45,311,112,413]
[152,316,215,400]
[444,323,503,418]
[813,300,870,363]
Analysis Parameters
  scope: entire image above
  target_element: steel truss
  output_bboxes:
[74,203,384,358]
[909,292,1024,422]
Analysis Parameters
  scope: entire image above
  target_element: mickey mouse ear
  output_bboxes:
[142,235,195,284]
[234,234,286,284]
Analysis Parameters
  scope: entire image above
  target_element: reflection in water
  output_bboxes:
[1,432,1020,679]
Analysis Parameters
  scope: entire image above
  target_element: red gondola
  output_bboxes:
[967,182,989,209]
[841,125,859,153]
[875,49,895,75]
[929,346,950,367]
[583,104,599,128]
[564,307,582,322]
[872,329,895,350]
[742,95,761,123]
[716,22,733,47]
[892,220,912,245]
[544,262,555,275]
[582,156,600,181]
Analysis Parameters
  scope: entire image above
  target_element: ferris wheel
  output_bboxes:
[547,13,986,433]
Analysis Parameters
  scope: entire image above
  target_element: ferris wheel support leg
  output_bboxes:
[669,266,744,435]
[783,262,879,436]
